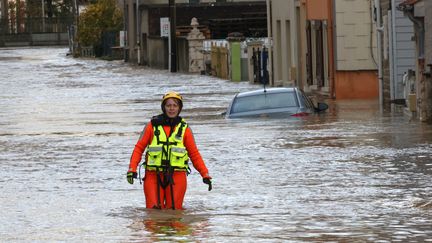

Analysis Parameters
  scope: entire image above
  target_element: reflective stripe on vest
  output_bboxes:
[146,120,189,170]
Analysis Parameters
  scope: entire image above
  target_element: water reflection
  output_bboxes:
[127,209,210,242]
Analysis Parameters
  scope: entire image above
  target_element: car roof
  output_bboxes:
[235,87,298,98]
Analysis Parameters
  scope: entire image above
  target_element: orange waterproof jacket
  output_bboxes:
[129,121,210,178]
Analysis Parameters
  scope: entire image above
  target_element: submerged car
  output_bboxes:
[225,87,328,118]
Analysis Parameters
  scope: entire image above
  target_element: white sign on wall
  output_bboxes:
[160,17,170,37]
[119,31,126,47]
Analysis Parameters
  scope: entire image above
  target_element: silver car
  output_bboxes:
[225,87,328,118]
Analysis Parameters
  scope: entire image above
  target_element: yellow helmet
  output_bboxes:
[161,91,183,114]
[162,91,183,103]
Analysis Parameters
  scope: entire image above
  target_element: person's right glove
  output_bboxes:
[203,177,212,191]
[127,171,137,184]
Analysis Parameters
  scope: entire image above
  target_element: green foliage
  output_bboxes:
[77,0,123,47]
[52,0,74,19]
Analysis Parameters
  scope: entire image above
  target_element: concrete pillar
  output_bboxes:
[186,17,205,73]
[126,0,137,63]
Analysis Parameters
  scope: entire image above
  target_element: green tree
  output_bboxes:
[77,0,123,47]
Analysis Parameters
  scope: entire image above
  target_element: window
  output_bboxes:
[231,92,298,114]
[298,90,315,110]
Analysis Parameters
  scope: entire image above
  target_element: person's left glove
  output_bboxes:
[203,177,212,191]
[127,171,137,184]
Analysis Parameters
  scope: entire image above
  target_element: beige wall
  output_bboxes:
[334,0,377,71]
[269,0,297,86]
[298,1,307,89]
[267,0,378,99]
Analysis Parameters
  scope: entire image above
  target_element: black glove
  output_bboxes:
[203,177,212,191]
[127,171,137,184]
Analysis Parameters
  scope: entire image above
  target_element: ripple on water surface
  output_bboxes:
[1,47,432,242]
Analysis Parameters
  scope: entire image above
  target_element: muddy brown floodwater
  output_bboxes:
[1,47,432,242]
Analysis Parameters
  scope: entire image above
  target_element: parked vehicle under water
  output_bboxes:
[225,87,328,118]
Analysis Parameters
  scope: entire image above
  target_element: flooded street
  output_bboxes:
[1,47,432,242]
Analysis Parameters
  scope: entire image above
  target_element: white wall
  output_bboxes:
[334,0,377,70]
[391,0,416,99]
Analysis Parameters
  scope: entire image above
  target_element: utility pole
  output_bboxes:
[136,0,140,64]
[41,0,45,32]
[169,0,176,72]
[374,0,384,107]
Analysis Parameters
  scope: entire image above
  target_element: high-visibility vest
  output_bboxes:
[146,120,189,170]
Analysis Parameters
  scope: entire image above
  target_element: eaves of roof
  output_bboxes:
[397,0,420,11]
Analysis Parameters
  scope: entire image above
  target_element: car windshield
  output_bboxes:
[231,91,299,114]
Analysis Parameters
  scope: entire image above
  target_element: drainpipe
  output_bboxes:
[266,0,273,86]
[42,0,45,32]
[391,2,397,102]
[374,0,384,106]
[123,0,127,61]
[169,0,177,72]
[329,0,335,99]
[136,0,140,64]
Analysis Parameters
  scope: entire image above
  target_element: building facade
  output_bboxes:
[123,0,267,68]
[268,0,379,99]
[398,0,432,122]
[267,0,431,121]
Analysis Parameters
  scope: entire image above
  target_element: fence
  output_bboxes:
[1,17,73,47]
[251,46,269,84]
[80,46,95,57]
[202,39,268,83]
[0,17,73,34]
[209,40,229,79]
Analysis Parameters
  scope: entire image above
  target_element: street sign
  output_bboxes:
[160,17,170,37]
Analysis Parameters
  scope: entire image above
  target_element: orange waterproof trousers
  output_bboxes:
[143,170,187,210]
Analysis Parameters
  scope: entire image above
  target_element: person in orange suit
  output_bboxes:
[127,91,212,209]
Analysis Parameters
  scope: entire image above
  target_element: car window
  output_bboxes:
[297,92,313,110]
[231,91,298,114]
